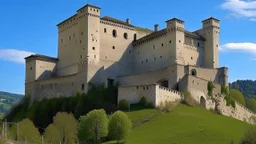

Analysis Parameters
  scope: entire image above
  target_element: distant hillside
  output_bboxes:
[229,80,256,99]
[0,91,23,118]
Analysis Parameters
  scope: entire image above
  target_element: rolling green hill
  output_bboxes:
[0,91,23,118]
[105,104,252,144]
[230,80,256,99]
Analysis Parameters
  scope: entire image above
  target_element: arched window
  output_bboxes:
[112,30,117,37]
[191,69,197,76]
[124,33,128,39]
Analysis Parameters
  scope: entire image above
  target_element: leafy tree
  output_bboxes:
[44,124,61,144]
[247,98,256,113]
[19,118,41,144]
[108,111,132,143]
[53,112,78,144]
[230,89,246,106]
[78,109,108,143]
[118,100,130,111]
[240,126,256,144]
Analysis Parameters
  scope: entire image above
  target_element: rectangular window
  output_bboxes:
[107,79,114,87]
[81,84,85,90]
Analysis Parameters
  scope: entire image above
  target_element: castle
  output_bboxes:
[25,4,229,108]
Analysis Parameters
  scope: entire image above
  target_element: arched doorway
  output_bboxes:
[200,96,206,108]
[191,69,197,76]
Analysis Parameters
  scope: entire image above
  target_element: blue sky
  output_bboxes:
[0,0,256,94]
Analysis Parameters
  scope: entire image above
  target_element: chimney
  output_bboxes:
[154,24,159,32]
[126,18,130,24]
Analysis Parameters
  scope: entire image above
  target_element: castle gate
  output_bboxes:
[200,96,206,108]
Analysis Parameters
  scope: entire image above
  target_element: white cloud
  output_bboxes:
[220,42,256,54]
[0,49,34,64]
[221,0,256,20]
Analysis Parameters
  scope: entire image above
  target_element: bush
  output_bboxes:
[240,126,256,144]
[108,111,132,144]
[208,81,215,97]
[247,98,256,113]
[146,101,154,108]
[157,101,174,113]
[230,89,246,106]
[139,97,147,106]
[183,91,198,107]
[221,85,229,95]
[118,100,130,111]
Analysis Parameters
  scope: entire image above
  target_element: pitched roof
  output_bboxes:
[133,28,205,46]
[100,16,135,28]
[25,54,58,62]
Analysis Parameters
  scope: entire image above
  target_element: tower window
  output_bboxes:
[133,34,137,41]
[197,42,200,47]
[179,40,181,43]
[153,45,155,49]
[112,30,117,37]
[169,40,172,43]
[104,28,107,33]
[160,55,163,58]
[92,47,95,50]
[30,67,32,70]
[81,32,83,35]
[154,57,156,61]
[161,43,164,47]
[73,33,75,38]
[191,57,193,60]
[80,55,82,59]
[69,36,71,41]
[112,46,115,49]
[124,33,128,39]
[81,84,85,90]
[61,39,63,43]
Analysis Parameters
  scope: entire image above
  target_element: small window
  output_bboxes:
[92,47,95,50]
[73,33,75,38]
[81,32,83,35]
[147,87,149,90]
[97,10,99,12]
[137,86,139,89]
[160,55,163,58]
[161,43,164,47]
[93,9,95,11]
[129,50,131,54]
[104,28,107,33]
[80,55,82,59]
[191,57,193,60]
[169,40,172,43]
[41,85,43,89]
[124,33,128,39]
[61,39,63,43]
[81,84,85,90]
[197,42,200,47]
[216,44,218,47]
[112,46,115,49]
[133,34,137,41]
[153,57,156,61]
[80,40,82,43]
[30,67,32,70]
[146,59,148,62]
[141,61,143,64]
[112,30,117,37]
[92,39,94,41]
[69,36,71,41]
[179,40,181,43]
[153,45,155,49]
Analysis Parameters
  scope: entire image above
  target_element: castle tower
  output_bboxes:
[201,17,220,68]
[166,18,185,65]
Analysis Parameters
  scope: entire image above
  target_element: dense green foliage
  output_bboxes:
[108,111,132,143]
[105,104,251,144]
[118,100,130,111]
[240,126,256,144]
[230,80,256,98]
[44,124,61,144]
[230,89,246,106]
[139,97,147,106]
[221,85,229,95]
[19,118,41,144]
[224,94,236,109]
[207,81,215,96]
[78,109,109,143]
[5,84,118,131]
[247,98,256,113]
[53,112,78,144]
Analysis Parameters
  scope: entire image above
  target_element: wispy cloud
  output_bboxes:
[220,42,256,55]
[221,0,256,21]
[0,49,34,64]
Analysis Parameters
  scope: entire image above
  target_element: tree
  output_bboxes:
[108,111,132,144]
[53,112,78,144]
[19,118,41,144]
[44,124,61,144]
[247,98,256,113]
[230,89,246,106]
[241,126,256,144]
[78,109,108,143]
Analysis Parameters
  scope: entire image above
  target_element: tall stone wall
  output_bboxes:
[155,85,183,106]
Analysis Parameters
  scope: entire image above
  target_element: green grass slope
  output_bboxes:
[106,104,252,144]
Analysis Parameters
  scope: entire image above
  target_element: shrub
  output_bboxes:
[221,85,229,95]
[157,101,174,113]
[108,111,132,144]
[118,100,130,111]
[146,101,154,108]
[78,109,108,143]
[207,81,215,97]
[230,89,246,106]
[183,91,198,107]
[139,97,147,106]
[240,126,256,144]
[247,98,256,113]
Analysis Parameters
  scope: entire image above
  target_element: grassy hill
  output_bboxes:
[105,104,252,144]
[230,80,256,99]
[0,91,23,119]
